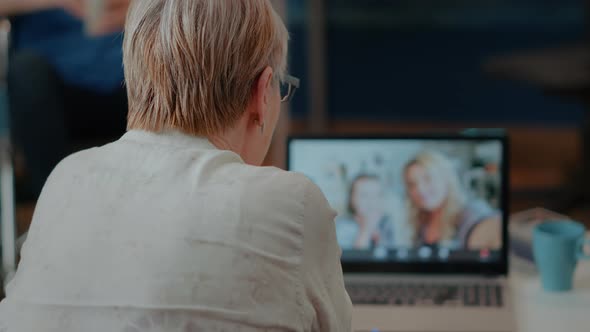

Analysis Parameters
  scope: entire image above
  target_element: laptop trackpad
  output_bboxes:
[352,306,514,332]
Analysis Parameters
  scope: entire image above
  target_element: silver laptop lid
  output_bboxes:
[287,132,509,276]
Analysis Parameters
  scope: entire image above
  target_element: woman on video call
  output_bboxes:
[337,174,396,250]
[403,151,501,250]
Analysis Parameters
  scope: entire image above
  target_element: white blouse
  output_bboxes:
[0,130,352,331]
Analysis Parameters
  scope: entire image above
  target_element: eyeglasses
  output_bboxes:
[280,74,300,103]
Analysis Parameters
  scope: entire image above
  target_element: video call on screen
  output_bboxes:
[289,139,504,263]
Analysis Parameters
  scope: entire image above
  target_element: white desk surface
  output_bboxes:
[512,259,590,332]
[350,258,590,332]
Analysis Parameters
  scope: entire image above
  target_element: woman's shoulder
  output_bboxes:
[239,166,323,207]
[459,200,497,223]
[239,166,334,222]
[42,147,101,186]
[252,167,314,189]
[454,199,499,242]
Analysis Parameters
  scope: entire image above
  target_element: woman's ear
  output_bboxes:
[250,66,274,124]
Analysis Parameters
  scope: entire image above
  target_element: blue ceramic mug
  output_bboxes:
[533,221,590,292]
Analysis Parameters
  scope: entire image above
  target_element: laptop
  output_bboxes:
[287,133,516,332]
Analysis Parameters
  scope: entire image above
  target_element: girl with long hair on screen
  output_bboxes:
[403,151,501,250]
[337,174,396,250]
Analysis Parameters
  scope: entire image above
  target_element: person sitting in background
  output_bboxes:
[403,151,502,250]
[0,0,352,331]
[337,174,396,250]
[0,0,130,201]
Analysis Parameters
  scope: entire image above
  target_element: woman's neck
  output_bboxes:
[422,206,443,224]
[421,208,444,244]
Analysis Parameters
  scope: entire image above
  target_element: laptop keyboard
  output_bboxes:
[346,282,504,307]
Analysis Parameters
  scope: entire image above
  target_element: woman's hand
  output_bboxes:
[354,214,383,249]
[92,0,130,35]
[63,0,131,36]
[467,217,502,250]
[59,0,84,17]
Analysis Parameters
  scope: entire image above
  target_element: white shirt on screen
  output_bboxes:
[0,130,352,332]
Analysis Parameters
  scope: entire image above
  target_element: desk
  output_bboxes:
[512,260,590,332]
[351,259,590,332]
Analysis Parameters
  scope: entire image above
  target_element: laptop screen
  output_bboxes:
[288,137,506,266]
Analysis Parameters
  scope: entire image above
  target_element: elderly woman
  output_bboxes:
[0,1,352,331]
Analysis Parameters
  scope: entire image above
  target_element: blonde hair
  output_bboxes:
[404,151,467,243]
[123,0,289,136]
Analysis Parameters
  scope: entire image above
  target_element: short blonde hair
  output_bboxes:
[123,0,289,135]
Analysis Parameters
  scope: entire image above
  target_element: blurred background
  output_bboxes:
[280,0,590,222]
[288,0,585,124]
[2,0,590,241]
